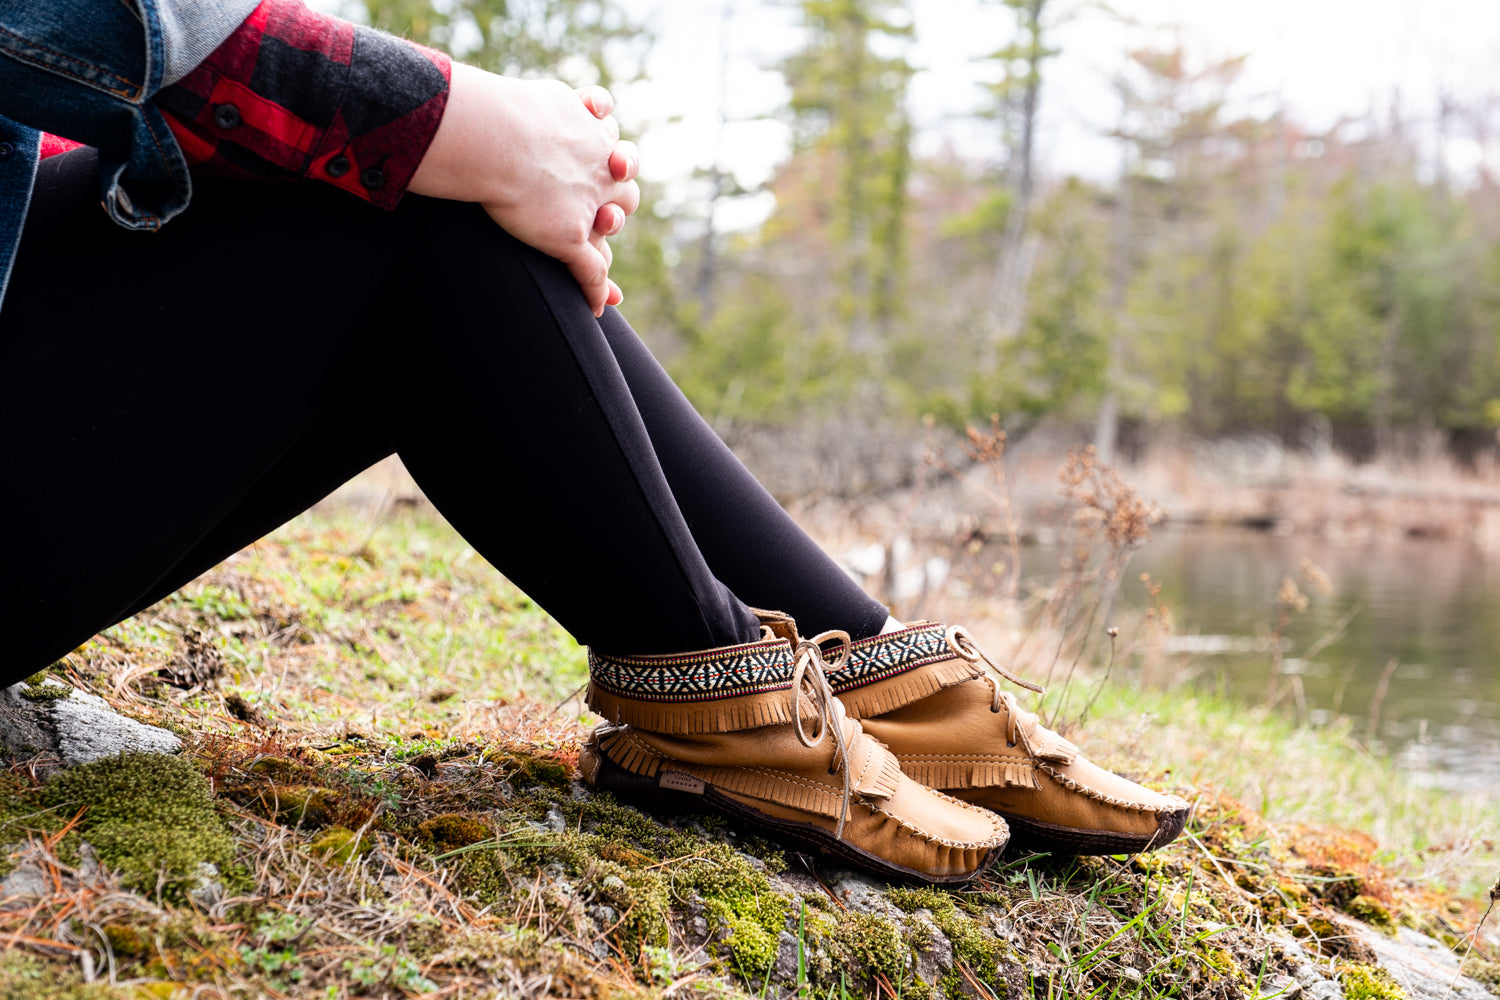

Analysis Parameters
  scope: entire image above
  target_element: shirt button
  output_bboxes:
[325,154,350,178]
[360,167,385,190]
[0,142,13,160]
[213,103,242,129]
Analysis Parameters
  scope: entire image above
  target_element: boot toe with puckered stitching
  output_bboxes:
[578,611,1007,884]
[830,622,1190,856]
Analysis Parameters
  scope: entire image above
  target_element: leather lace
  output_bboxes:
[944,625,1047,758]
[792,629,855,837]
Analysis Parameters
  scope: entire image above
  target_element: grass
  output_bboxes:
[0,497,1496,999]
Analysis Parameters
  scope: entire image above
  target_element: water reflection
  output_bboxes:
[1025,526,1500,792]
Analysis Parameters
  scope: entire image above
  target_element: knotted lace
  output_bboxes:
[791,629,855,837]
[944,625,1048,758]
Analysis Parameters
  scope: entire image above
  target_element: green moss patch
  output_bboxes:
[41,752,236,904]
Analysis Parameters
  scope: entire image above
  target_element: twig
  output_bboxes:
[1366,657,1400,744]
[1446,877,1499,1000]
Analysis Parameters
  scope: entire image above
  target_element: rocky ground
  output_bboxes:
[0,504,1494,999]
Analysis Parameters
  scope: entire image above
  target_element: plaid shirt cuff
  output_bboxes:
[157,0,451,209]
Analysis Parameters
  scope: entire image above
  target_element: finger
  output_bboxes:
[599,114,620,143]
[610,179,641,218]
[577,85,614,119]
[565,244,611,317]
[594,203,625,237]
[589,231,614,272]
[606,279,623,307]
[609,140,640,182]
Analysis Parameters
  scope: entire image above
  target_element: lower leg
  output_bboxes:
[1,150,757,674]
[595,311,890,641]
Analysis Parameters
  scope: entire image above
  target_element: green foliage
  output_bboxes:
[780,0,916,351]
[667,275,859,422]
[18,672,70,702]
[41,753,237,904]
[352,0,647,87]
[998,178,1111,418]
[1339,962,1407,1000]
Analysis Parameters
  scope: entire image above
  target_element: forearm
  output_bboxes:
[156,0,451,209]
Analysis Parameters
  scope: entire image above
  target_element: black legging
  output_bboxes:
[0,148,888,677]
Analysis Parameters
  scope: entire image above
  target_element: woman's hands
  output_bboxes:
[409,62,641,316]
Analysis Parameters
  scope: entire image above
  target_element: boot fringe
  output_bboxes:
[866,751,904,801]
[596,728,665,777]
[900,757,1040,791]
[586,683,811,734]
[597,729,847,819]
[835,657,981,718]
[1030,731,1080,765]
[586,683,798,728]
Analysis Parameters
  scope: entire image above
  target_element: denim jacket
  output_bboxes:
[0,0,258,310]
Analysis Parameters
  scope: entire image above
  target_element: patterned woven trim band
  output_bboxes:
[824,622,954,693]
[587,637,796,704]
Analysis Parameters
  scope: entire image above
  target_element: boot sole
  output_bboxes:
[588,752,1002,885]
[999,805,1189,856]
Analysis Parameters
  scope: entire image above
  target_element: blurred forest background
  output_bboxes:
[317,0,1500,790]
[343,0,1500,474]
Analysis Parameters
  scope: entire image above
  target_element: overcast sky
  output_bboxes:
[612,0,1500,226]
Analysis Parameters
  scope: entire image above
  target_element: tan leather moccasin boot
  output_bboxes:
[579,613,1008,883]
[829,622,1190,856]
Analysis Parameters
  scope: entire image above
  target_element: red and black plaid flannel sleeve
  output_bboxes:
[156,0,451,209]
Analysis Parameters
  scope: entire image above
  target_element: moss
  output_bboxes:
[833,912,907,986]
[483,747,572,788]
[19,671,71,702]
[41,753,236,904]
[1339,963,1407,1000]
[720,909,780,977]
[891,887,1007,997]
[706,888,789,978]
[0,952,118,999]
[1345,894,1396,933]
[102,923,153,958]
[307,825,374,865]
[417,813,493,853]
[1199,946,1244,983]
[1466,959,1500,988]
[247,784,338,828]
[902,976,937,1000]
[889,886,950,914]
[246,756,312,784]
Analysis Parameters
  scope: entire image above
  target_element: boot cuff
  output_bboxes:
[826,622,982,716]
[586,635,806,734]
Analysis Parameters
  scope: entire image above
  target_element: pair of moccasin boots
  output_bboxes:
[578,610,1189,883]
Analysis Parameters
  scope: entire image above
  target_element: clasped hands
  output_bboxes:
[409,63,643,317]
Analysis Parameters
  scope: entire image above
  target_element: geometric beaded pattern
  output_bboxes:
[588,639,795,704]
[825,622,955,693]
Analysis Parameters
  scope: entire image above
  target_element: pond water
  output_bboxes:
[1027,527,1500,792]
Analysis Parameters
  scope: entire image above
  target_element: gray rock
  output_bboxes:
[52,685,181,764]
[1259,974,1302,998]
[772,930,802,982]
[188,862,224,910]
[824,870,901,918]
[535,807,566,834]
[908,912,953,988]
[1303,980,1343,1000]
[0,679,180,767]
[0,852,49,907]
[1269,932,1336,990]
[1352,924,1494,1000]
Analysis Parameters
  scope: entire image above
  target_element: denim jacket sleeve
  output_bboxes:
[0,0,258,308]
